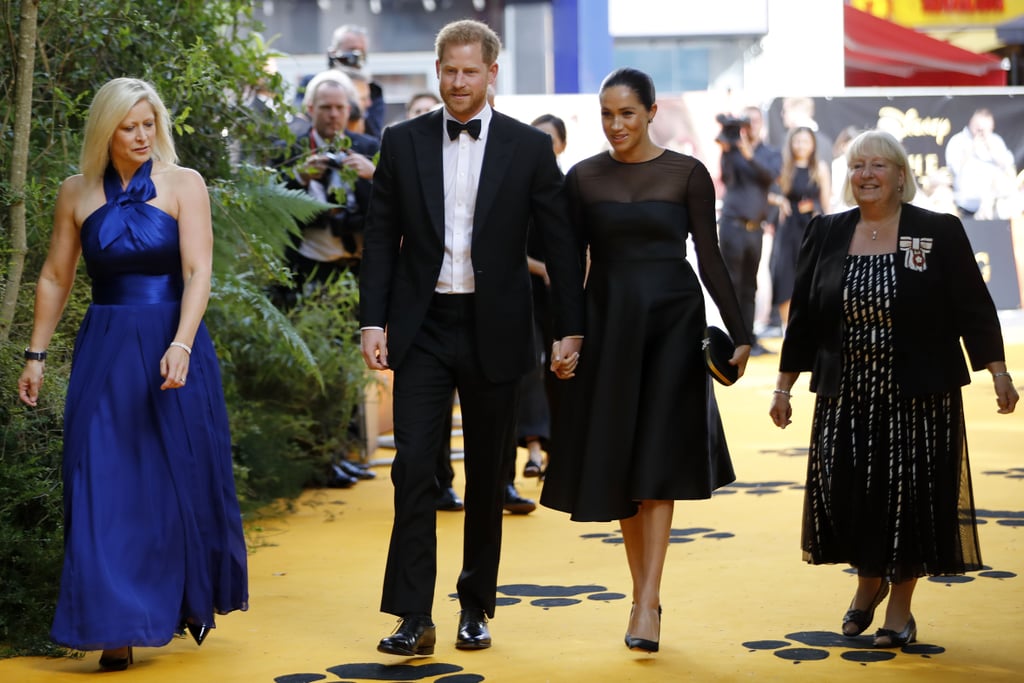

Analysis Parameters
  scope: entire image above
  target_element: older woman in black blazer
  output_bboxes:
[769,130,1018,648]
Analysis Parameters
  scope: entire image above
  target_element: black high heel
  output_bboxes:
[186,622,211,646]
[624,605,661,652]
[98,646,133,671]
[874,615,917,648]
[842,579,890,637]
[523,453,544,478]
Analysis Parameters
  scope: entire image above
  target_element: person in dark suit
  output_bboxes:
[359,20,585,656]
[770,130,1018,648]
[717,105,782,356]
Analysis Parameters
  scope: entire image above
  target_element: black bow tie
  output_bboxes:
[447,118,482,141]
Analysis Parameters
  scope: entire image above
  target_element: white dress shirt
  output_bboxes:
[436,105,492,293]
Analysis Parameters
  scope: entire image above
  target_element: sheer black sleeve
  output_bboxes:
[687,161,752,346]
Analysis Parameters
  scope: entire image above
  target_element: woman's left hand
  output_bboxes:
[160,345,191,391]
[994,373,1019,414]
[730,344,751,379]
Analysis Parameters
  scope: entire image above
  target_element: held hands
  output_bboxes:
[361,328,389,370]
[550,338,581,380]
[159,344,191,391]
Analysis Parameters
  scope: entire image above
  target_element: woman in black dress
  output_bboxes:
[770,126,830,326]
[769,130,1018,647]
[542,68,751,652]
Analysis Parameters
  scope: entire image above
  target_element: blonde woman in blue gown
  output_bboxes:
[18,78,248,671]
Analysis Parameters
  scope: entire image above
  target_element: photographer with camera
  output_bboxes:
[716,105,781,356]
[280,70,379,290]
[328,24,385,140]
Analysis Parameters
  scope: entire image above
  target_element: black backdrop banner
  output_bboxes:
[767,94,1024,179]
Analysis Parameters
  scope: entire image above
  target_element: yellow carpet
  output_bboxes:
[2,338,1022,682]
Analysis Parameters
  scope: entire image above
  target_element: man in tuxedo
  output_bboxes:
[360,19,584,656]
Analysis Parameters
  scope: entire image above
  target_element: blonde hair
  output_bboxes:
[80,78,176,181]
[435,20,501,65]
[842,129,918,206]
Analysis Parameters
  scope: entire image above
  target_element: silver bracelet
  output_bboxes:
[773,388,792,397]
[169,341,192,355]
[993,371,1011,381]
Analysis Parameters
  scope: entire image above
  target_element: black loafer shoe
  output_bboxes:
[436,487,465,511]
[326,464,358,488]
[456,608,491,650]
[378,615,436,656]
[503,484,536,515]
[338,459,376,480]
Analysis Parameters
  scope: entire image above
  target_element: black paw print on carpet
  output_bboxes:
[275,663,484,682]
[579,527,735,545]
[981,466,1024,481]
[758,446,810,458]
[743,630,945,664]
[444,584,627,609]
[975,508,1024,527]
[841,565,1018,584]
[715,481,804,496]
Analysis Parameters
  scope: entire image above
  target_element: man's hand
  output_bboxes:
[342,151,376,180]
[361,328,389,370]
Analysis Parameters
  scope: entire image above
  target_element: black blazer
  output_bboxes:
[359,109,585,383]
[780,203,1005,397]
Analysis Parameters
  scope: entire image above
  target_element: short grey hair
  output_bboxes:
[302,70,357,112]
[842,129,918,206]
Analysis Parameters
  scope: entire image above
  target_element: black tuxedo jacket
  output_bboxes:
[780,203,1005,397]
[359,109,585,383]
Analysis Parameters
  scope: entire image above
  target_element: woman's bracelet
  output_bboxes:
[773,388,792,397]
[169,341,192,356]
[993,371,1011,381]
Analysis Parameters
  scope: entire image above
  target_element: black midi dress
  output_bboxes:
[541,150,750,522]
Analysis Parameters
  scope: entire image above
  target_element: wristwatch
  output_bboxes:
[24,348,47,362]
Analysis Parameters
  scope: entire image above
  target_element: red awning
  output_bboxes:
[844,4,1006,87]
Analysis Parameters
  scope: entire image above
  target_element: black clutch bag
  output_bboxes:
[703,326,738,386]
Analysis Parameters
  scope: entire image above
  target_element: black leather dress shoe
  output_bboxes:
[378,615,436,656]
[326,463,357,488]
[338,459,376,480]
[456,608,491,650]
[436,487,464,511]
[503,484,536,515]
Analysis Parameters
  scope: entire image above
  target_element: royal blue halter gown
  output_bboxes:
[50,160,248,651]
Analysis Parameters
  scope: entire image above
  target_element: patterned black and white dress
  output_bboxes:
[801,253,982,583]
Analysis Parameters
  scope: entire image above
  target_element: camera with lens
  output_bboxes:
[322,150,348,170]
[715,113,750,145]
[327,49,365,70]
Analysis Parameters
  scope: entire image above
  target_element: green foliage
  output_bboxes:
[0,0,372,656]
[208,274,369,506]
[0,344,69,657]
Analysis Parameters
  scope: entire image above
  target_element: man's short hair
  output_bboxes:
[435,20,501,65]
[303,70,357,111]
